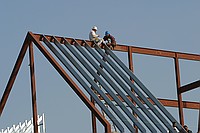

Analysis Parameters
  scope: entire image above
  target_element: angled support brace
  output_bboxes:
[0,32,31,115]
[179,80,200,94]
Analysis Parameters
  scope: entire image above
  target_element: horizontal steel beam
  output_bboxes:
[100,93,200,110]
[33,33,200,61]
[116,45,200,61]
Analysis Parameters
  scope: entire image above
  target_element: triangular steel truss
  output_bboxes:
[0,32,199,133]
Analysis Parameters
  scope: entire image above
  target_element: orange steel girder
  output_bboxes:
[0,31,200,133]
[98,93,200,109]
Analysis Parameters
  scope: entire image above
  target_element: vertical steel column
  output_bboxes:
[29,42,38,133]
[91,96,97,133]
[128,46,138,133]
[198,105,200,133]
[174,54,184,125]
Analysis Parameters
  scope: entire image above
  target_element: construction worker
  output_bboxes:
[171,122,179,133]
[89,26,104,46]
[103,31,116,49]
[183,125,192,133]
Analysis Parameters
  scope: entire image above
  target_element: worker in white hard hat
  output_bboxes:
[89,26,105,46]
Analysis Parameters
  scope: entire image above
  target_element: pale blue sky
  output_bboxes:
[0,1,199,132]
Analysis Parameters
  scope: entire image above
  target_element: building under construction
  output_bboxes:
[0,32,200,133]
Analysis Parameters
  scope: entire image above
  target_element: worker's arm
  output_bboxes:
[91,30,99,38]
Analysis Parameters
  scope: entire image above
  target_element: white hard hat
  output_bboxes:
[92,26,98,31]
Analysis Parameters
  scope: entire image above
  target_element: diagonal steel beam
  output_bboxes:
[179,80,200,94]
[0,32,31,116]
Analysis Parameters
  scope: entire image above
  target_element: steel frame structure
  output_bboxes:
[0,31,199,133]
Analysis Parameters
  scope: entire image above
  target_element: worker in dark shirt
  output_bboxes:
[183,125,192,133]
[103,31,116,49]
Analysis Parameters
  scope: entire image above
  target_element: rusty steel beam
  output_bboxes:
[174,56,184,125]
[177,52,200,61]
[115,45,200,61]
[99,93,200,110]
[158,99,200,109]
[128,46,138,133]
[198,106,200,133]
[91,96,97,133]
[29,42,38,133]
[179,80,200,94]
[0,33,30,116]
[29,32,111,132]
[128,46,134,81]
[140,98,200,110]
[33,33,200,61]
